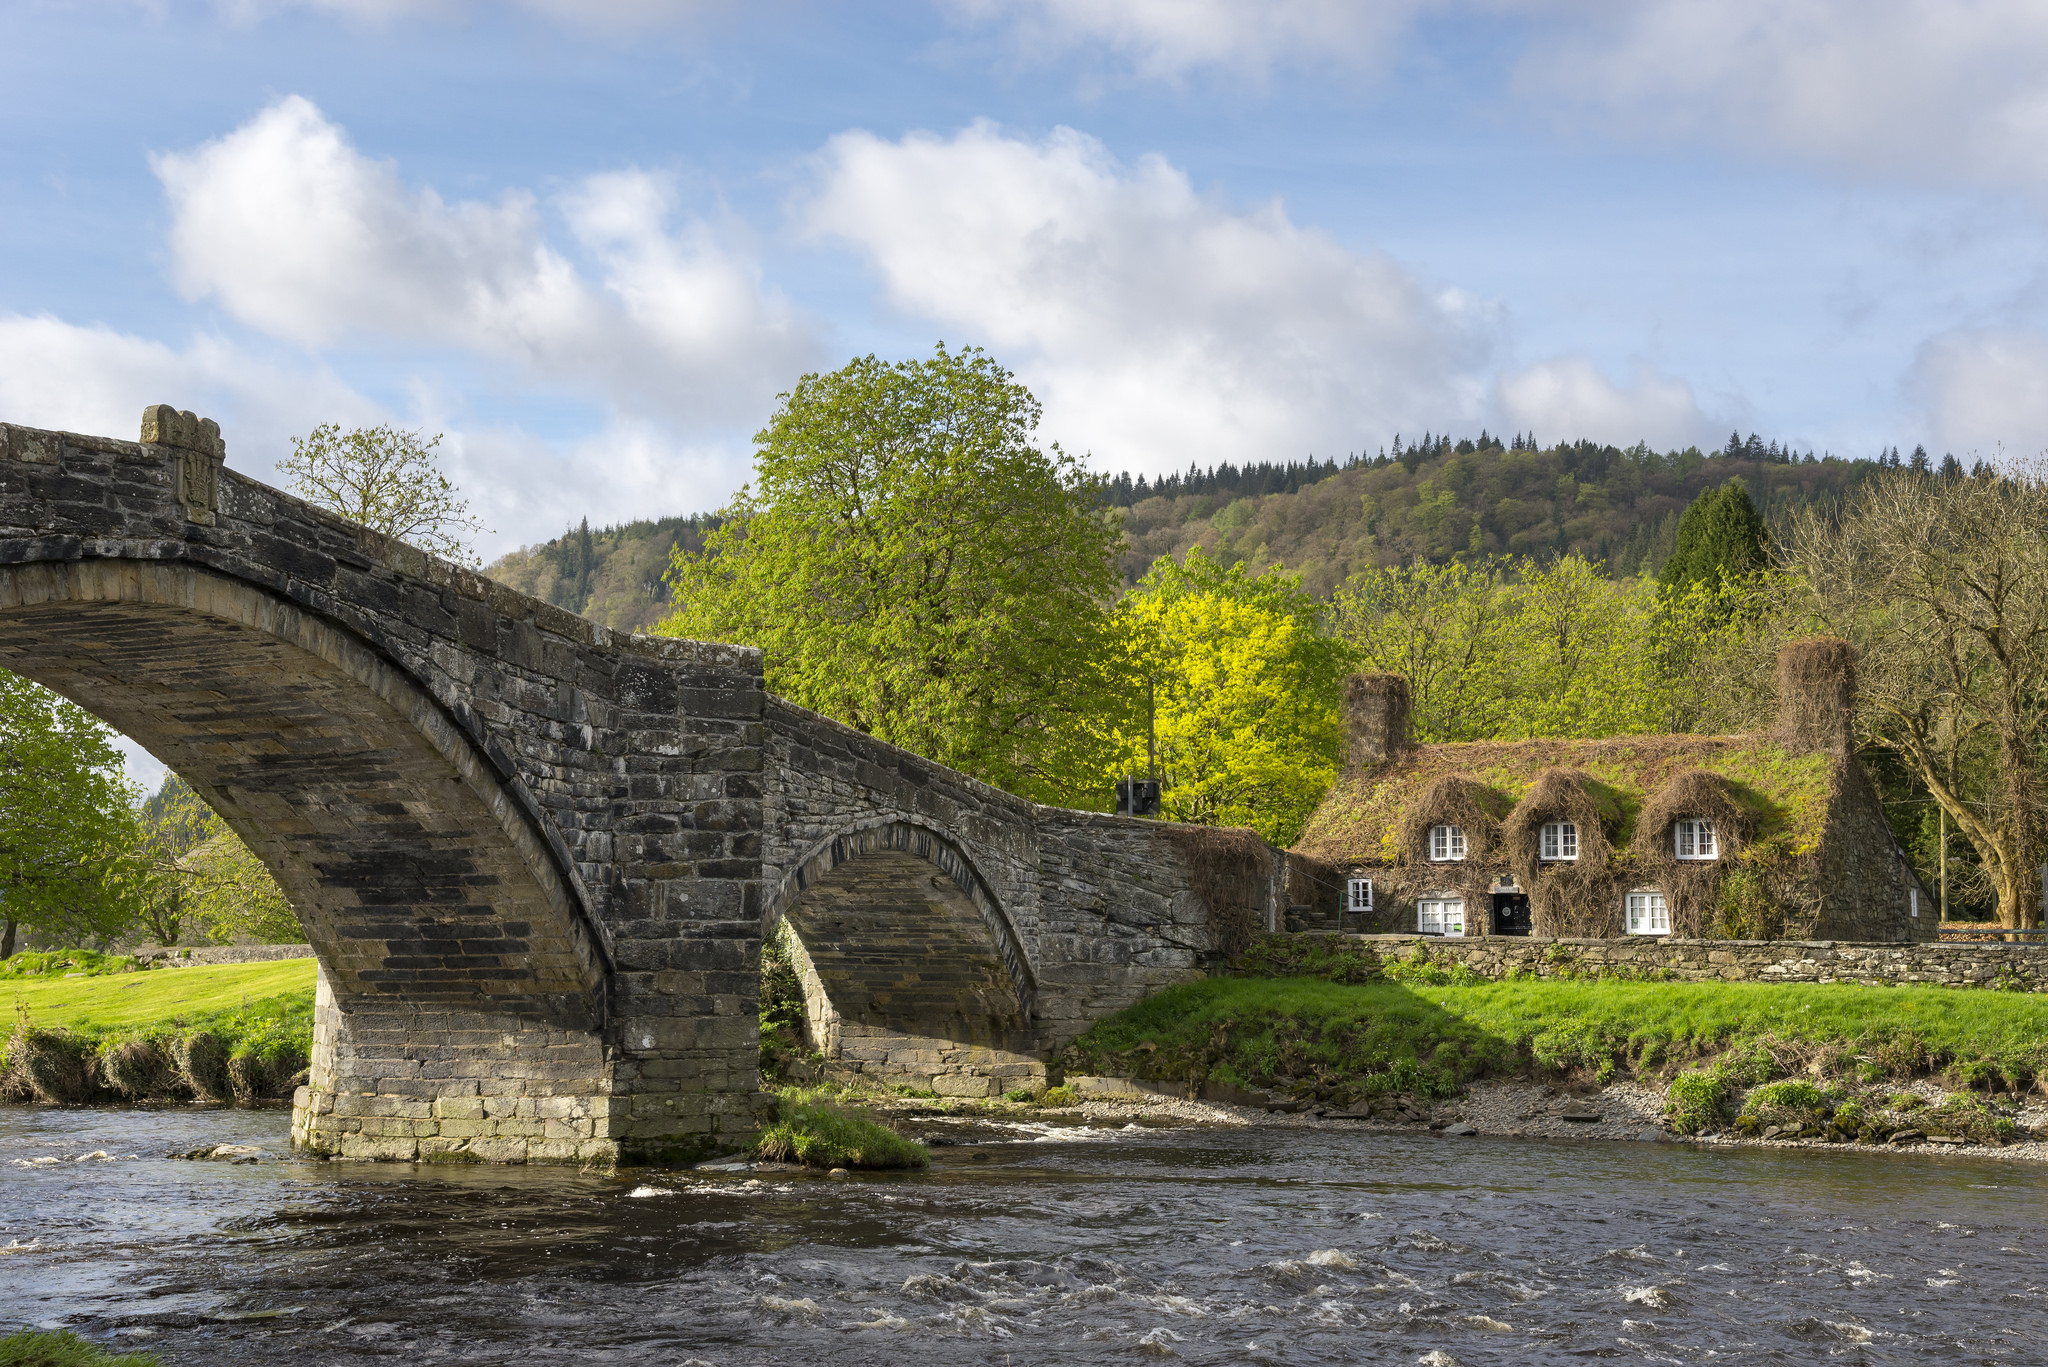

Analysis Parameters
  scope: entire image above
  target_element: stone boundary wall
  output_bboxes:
[132,944,315,966]
[1342,933,2048,990]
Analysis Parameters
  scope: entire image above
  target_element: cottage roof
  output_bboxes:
[1292,733,1835,866]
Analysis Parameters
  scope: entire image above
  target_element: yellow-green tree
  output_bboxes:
[1107,549,1350,845]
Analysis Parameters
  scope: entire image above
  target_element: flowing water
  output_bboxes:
[4,1105,2047,1364]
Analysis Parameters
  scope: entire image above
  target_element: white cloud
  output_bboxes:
[946,0,1425,81]
[1495,356,1715,452]
[153,96,816,423]
[803,121,1489,472]
[1520,1,2048,190]
[1911,329,2048,458]
[0,313,379,474]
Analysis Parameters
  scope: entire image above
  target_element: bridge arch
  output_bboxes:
[768,819,1043,1095]
[0,557,611,1155]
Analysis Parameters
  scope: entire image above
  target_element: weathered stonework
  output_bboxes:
[1338,932,2048,990]
[0,413,1279,1159]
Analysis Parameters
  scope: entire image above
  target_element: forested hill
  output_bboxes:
[1114,434,1904,594]
[486,514,715,632]
[484,434,1930,620]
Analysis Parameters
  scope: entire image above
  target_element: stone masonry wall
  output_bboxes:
[1341,932,2048,989]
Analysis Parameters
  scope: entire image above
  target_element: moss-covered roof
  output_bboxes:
[1292,734,1835,866]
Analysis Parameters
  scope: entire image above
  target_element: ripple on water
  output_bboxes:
[6,1107,2048,1364]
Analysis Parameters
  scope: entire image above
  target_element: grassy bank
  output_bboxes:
[2,955,316,1107]
[0,1329,160,1367]
[1064,975,2048,1101]
[752,1091,929,1169]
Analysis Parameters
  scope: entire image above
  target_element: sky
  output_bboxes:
[8,2,2048,565]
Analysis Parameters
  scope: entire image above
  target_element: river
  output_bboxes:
[3,1105,2045,1364]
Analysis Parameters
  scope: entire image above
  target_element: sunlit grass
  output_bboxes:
[3,959,315,1036]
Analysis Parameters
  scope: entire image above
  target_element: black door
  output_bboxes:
[1491,892,1532,936]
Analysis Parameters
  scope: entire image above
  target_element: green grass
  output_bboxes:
[0,1328,160,1366]
[751,1095,929,1170]
[3,959,314,1036]
[1061,975,2048,1105]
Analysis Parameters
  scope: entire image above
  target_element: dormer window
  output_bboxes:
[1539,821,1578,861]
[1673,818,1718,861]
[1428,824,1467,861]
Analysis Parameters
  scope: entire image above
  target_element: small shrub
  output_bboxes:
[0,1328,162,1366]
[1926,1094,2019,1144]
[1664,1070,1729,1135]
[1003,1087,1039,1103]
[100,1037,184,1100]
[176,1030,233,1103]
[9,1029,96,1104]
[752,1098,927,1170]
[1889,1092,1926,1111]
[1042,1085,1077,1107]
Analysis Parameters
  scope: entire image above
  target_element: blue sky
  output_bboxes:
[7,0,2048,577]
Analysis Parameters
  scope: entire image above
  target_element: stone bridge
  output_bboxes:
[0,412,1281,1164]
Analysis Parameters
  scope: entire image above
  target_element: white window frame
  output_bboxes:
[1625,889,1671,936]
[1419,895,1465,938]
[1673,818,1718,861]
[1428,823,1467,862]
[1539,820,1579,862]
[1347,877,1374,914]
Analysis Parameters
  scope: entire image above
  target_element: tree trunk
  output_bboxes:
[1,917,14,960]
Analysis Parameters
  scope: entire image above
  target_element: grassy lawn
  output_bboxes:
[1062,975,2048,1101]
[3,959,316,1036]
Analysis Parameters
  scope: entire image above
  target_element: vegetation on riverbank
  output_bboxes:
[1059,971,2048,1111]
[1,957,315,1106]
[0,1329,159,1367]
[752,1091,929,1169]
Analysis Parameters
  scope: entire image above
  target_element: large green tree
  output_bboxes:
[0,670,138,957]
[661,345,1123,803]
[1659,476,1770,594]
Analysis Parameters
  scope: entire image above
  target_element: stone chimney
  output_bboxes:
[1344,672,1410,774]
[1775,637,1857,754]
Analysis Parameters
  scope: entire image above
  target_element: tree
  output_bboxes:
[0,670,138,957]
[1782,463,2048,927]
[1328,559,1513,741]
[111,774,298,946]
[1331,554,1736,742]
[1105,548,1349,845]
[661,345,1123,804]
[281,423,489,566]
[1659,476,1770,595]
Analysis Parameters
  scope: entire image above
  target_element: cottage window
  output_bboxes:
[1539,821,1578,861]
[1347,878,1374,914]
[1428,824,1467,861]
[1673,818,1718,861]
[1625,889,1671,936]
[1419,895,1465,937]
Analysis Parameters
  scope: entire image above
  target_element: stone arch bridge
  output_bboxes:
[0,412,1281,1163]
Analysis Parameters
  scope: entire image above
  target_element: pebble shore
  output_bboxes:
[1046,1080,2048,1165]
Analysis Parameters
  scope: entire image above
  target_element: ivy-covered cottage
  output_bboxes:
[1288,638,1932,943]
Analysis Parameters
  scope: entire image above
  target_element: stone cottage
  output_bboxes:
[1287,638,1932,943]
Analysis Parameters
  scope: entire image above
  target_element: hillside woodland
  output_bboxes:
[486,433,1916,614]
[487,514,715,632]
